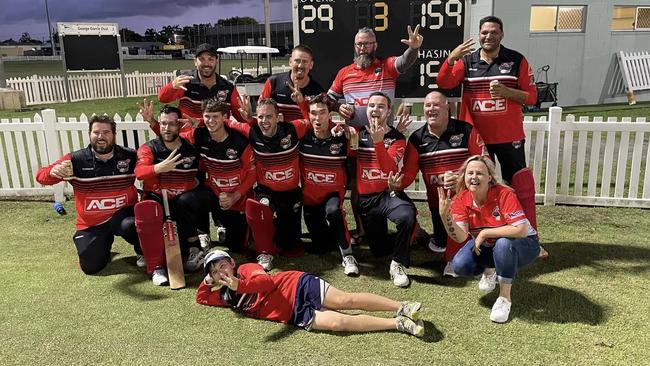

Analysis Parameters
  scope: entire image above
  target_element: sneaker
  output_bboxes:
[428,238,446,253]
[397,301,422,320]
[490,296,512,323]
[342,255,359,277]
[396,315,425,337]
[443,262,458,278]
[257,253,274,271]
[198,234,211,250]
[389,261,410,288]
[136,254,146,268]
[152,268,169,286]
[184,247,206,272]
[216,226,226,243]
[478,271,498,292]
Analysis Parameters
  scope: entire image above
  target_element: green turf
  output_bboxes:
[0,200,648,365]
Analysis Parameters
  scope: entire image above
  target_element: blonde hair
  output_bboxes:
[455,155,500,194]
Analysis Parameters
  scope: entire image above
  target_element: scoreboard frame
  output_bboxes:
[291,0,471,102]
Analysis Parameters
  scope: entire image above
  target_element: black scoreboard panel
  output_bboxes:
[294,0,467,98]
[62,35,120,71]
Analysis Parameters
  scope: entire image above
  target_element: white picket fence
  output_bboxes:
[0,107,648,208]
[5,72,175,105]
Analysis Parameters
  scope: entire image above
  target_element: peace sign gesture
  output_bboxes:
[154,148,182,174]
[287,81,304,104]
[238,94,253,122]
[217,271,239,291]
[401,25,423,49]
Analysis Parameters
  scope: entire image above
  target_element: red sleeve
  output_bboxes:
[385,56,400,77]
[468,127,488,157]
[519,57,538,106]
[437,58,466,89]
[236,263,276,294]
[150,123,161,137]
[35,153,72,185]
[196,281,229,307]
[290,118,312,139]
[224,119,251,137]
[158,82,185,103]
[135,144,157,180]
[400,141,420,188]
[374,139,404,175]
[229,88,248,123]
[236,145,256,198]
[298,99,310,119]
[499,187,527,225]
[328,68,345,96]
[259,79,272,101]
[180,129,196,144]
[450,195,469,226]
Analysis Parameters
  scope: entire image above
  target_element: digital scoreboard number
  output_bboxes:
[292,0,469,99]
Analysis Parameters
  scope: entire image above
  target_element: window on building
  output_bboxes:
[612,6,650,30]
[530,5,586,32]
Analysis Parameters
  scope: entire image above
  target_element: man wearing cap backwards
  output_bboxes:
[36,115,141,275]
[197,250,425,337]
[157,43,252,129]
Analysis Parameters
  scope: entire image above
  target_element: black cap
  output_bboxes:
[195,43,218,58]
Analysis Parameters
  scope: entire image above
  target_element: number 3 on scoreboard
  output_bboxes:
[300,4,334,34]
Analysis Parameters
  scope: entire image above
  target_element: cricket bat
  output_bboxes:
[161,189,186,290]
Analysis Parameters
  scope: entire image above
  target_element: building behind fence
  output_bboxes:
[0,107,648,208]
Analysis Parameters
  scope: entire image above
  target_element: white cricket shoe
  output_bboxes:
[198,234,211,250]
[443,262,458,278]
[478,271,498,292]
[490,296,512,323]
[396,316,424,337]
[342,255,359,276]
[184,247,206,272]
[428,238,446,253]
[257,253,274,271]
[152,268,169,286]
[136,254,146,268]
[397,301,422,320]
[389,261,410,288]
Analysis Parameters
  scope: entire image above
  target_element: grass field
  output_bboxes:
[1,201,649,365]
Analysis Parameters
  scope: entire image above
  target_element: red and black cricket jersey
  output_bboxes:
[35,145,138,230]
[196,263,303,325]
[437,46,537,144]
[158,70,246,122]
[401,118,486,201]
[299,129,348,206]
[328,57,399,127]
[135,137,200,198]
[228,119,311,192]
[356,126,405,195]
[186,126,256,212]
[259,71,325,121]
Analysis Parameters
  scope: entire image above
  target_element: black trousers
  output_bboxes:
[73,206,140,274]
[254,185,303,250]
[191,185,249,251]
[303,193,351,255]
[486,140,527,183]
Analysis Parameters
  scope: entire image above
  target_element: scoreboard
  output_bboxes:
[292,0,470,99]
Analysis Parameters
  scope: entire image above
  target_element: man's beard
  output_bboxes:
[162,133,179,143]
[354,51,375,68]
[91,140,114,155]
[199,65,216,78]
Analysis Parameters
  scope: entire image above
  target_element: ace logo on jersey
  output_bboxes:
[84,195,127,212]
[471,98,507,113]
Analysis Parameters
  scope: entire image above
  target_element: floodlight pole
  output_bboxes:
[264,0,272,73]
[45,0,55,56]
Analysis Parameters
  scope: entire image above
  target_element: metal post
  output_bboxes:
[0,57,6,88]
[45,0,55,56]
[264,0,272,73]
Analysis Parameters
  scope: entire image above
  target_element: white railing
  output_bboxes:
[0,107,648,208]
[5,71,175,105]
[0,55,62,61]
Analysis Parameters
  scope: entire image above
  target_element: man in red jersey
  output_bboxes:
[197,250,424,337]
[354,92,416,288]
[437,16,542,247]
[227,98,311,271]
[158,43,251,128]
[397,91,487,277]
[259,44,324,122]
[135,106,207,278]
[299,95,358,276]
[36,116,140,275]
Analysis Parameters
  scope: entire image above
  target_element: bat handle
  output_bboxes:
[161,189,171,217]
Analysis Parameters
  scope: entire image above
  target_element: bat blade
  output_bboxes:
[163,218,185,290]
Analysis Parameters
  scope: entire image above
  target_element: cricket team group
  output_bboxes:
[36,16,546,337]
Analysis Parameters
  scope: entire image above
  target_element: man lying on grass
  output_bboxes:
[196,250,425,337]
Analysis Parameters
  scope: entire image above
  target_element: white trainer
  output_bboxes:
[184,247,206,272]
[396,315,425,337]
[198,234,211,250]
[443,262,458,278]
[397,301,422,320]
[152,268,169,286]
[136,254,146,268]
[342,255,359,276]
[478,271,498,292]
[428,238,446,253]
[389,261,410,288]
[216,226,226,243]
[257,253,274,271]
[490,296,512,323]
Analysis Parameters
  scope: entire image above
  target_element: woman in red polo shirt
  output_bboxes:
[438,155,540,323]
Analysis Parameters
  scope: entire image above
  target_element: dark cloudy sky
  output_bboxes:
[0,0,292,41]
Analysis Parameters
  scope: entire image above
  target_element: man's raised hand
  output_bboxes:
[137,98,157,126]
[154,148,182,174]
[449,39,475,64]
[172,75,193,91]
[401,25,423,49]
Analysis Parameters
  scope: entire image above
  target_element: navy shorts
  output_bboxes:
[291,273,331,331]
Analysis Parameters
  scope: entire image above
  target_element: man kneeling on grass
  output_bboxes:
[196,250,425,337]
